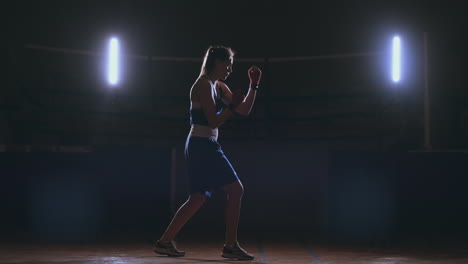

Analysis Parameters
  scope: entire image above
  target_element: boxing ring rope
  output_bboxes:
[24,44,382,62]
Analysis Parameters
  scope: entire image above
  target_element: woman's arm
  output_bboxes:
[218,81,256,116]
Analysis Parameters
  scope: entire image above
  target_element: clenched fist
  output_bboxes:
[248,66,262,90]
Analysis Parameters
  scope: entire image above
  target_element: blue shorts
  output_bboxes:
[185,137,239,197]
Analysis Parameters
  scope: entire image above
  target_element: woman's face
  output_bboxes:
[215,57,233,80]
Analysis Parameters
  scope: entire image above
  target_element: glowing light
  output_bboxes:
[108,37,119,85]
[392,36,401,83]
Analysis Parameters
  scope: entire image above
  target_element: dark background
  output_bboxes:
[2,0,467,245]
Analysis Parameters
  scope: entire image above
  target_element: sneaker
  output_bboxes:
[222,241,254,260]
[154,240,185,257]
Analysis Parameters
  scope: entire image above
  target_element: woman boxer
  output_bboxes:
[154,45,261,260]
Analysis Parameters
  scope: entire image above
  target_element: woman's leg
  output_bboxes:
[223,180,244,246]
[159,193,207,242]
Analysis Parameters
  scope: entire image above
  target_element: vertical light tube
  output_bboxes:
[108,37,119,85]
[392,36,401,83]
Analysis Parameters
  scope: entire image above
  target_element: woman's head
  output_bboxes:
[200,45,235,80]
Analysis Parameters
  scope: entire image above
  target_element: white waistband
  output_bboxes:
[188,124,218,141]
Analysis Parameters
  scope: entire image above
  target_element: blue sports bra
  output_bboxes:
[190,77,226,126]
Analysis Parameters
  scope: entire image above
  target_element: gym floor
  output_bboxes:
[2,240,467,264]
